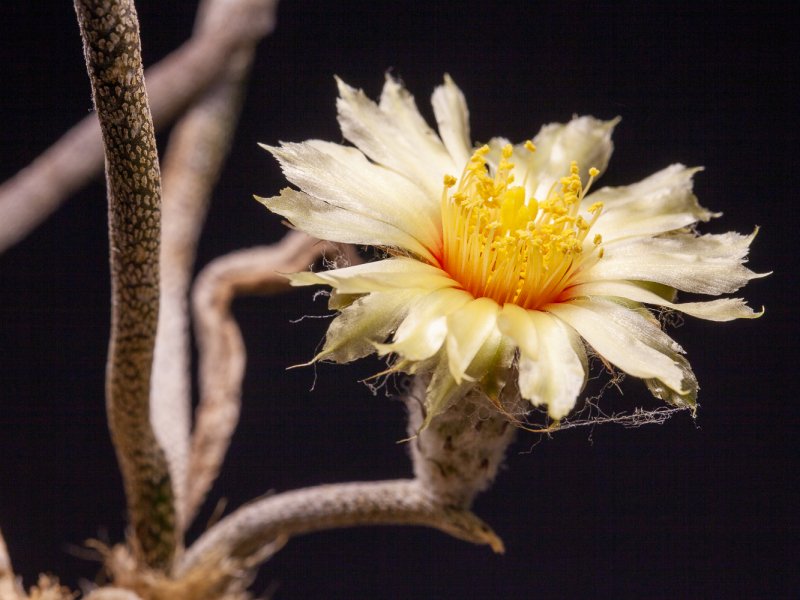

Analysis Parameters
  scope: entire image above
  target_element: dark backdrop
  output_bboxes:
[0,2,795,598]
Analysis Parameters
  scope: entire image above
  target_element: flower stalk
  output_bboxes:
[407,375,518,507]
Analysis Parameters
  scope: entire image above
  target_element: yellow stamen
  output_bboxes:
[440,147,604,309]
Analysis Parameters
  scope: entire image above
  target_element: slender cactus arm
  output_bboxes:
[0,528,22,599]
[178,479,504,576]
[152,0,278,534]
[185,232,346,524]
[0,0,276,254]
[84,588,144,600]
[73,0,176,569]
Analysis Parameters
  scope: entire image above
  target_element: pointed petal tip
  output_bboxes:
[571,114,621,131]
[286,358,315,370]
[382,70,402,85]
[381,73,400,94]
[334,75,357,98]
[546,404,573,421]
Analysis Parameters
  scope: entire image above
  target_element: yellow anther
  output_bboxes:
[593,233,603,246]
[524,140,536,153]
[440,153,605,309]
[589,167,600,177]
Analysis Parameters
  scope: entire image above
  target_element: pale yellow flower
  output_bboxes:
[258,75,764,424]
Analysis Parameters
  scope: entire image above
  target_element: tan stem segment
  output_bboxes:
[74,0,177,569]
[185,232,344,523]
[84,589,144,600]
[178,479,503,576]
[0,528,21,599]
[152,0,278,534]
[0,0,277,254]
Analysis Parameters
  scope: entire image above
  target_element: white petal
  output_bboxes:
[376,287,473,361]
[502,309,587,420]
[289,257,457,294]
[547,298,689,395]
[585,230,766,295]
[478,335,518,402]
[264,140,440,251]
[336,77,455,197]
[564,280,763,321]
[316,290,416,363]
[497,303,538,358]
[431,74,472,168]
[423,325,510,426]
[587,164,716,241]
[445,297,500,383]
[519,116,619,200]
[422,353,474,425]
[257,189,438,263]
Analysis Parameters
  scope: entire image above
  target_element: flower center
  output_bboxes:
[439,143,604,310]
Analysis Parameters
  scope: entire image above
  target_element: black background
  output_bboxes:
[0,2,796,598]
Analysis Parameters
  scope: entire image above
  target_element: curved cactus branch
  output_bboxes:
[0,528,21,599]
[185,232,347,524]
[84,588,144,600]
[152,0,278,534]
[0,0,277,255]
[73,0,176,569]
[178,479,504,576]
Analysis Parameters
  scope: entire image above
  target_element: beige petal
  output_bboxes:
[497,303,539,358]
[423,326,509,427]
[431,74,472,168]
[564,280,763,321]
[514,310,587,420]
[495,116,619,201]
[445,297,500,383]
[336,76,455,197]
[257,188,438,263]
[422,352,475,426]
[584,230,767,295]
[587,164,716,242]
[263,140,441,252]
[288,257,457,294]
[315,289,417,363]
[547,298,688,395]
[376,287,474,361]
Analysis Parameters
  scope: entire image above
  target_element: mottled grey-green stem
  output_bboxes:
[73,0,177,570]
[178,479,503,576]
[407,376,518,507]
